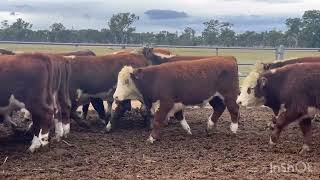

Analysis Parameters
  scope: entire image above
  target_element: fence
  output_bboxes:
[1,41,320,77]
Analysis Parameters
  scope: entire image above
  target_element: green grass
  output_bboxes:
[1,43,319,83]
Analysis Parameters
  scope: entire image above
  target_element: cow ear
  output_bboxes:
[262,63,271,70]
[131,68,143,80]
[259,77,268,88]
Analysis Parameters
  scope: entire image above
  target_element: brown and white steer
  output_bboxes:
[0,53,55,152]
[113,57,240,143]
[236,63,320,153]
[237,57,320,123]
[67,53,150,130]
[20,54,73,141]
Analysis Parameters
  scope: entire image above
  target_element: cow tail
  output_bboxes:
[43,55,55,112]
[64,60,72,109]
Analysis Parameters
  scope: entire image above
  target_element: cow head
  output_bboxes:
[142,47,154,60]
[113,66,143,102]
[236,63,266,107]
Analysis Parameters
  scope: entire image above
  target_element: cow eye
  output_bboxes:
[124,79,129,84]
[247,87,252,94]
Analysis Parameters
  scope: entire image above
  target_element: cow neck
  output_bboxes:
[262,71,286,108]
[132,75,151,105]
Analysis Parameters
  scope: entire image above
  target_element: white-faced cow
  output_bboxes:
[0,54,55,152]
[237,63,320,154]
[237,57,320,121]
[113,57,240,143]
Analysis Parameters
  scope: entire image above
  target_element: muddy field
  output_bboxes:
[1,107,320,179]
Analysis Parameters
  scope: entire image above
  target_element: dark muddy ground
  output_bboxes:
[1,107,320,179]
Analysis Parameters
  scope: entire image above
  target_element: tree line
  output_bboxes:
[0,10,319,47]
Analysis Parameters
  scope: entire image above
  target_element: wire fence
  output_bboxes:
[1,41,320,78]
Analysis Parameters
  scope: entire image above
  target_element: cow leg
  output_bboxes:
[225,98,240,134]
[106,100,131,132]
[28,106,54,153]
[82,103,90,120]
[299,118,312,154]
[70,102,90,128]
[206,97,226,133]
[90,98,107,125]
[53,101,63,142]
[270,110,300,145]
[174,110,192,135]
[147,101,173,144]
[140,104,153,129]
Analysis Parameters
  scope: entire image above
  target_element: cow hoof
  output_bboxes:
[62,123,70,138]
[28,131,49,153]
[230,123,238,134]
[105,121,112,133]
[180,119,192,135]
[269,137,276,146]
[299,144,311,154]
[146,135,156,144]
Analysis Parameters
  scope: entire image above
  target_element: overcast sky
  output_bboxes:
[0,0,319,33]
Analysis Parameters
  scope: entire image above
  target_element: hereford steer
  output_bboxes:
[0,54,55,152]
[237,57,320,125]
[67,53,150,130]
[113,57,240,143]
[236,63,320,153]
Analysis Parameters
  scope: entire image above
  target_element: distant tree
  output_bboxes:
[50,23,66,32]
[285,18,302,47]
[0,20,9,29]
[108,13,139,43]
[202,19,220,45]
[10,18,32,30]
[179,27,196,45]
[219,22,235,46]
[300,10,320,47]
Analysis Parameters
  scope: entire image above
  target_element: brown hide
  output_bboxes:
[58,50,96,56]
[255,63,320,151]
[69,53,149,101]
[0,53,54,135]
[263,57,320,71]
[131,57,240,140]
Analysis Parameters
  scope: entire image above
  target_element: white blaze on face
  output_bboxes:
[237,71,264,107]
[113,66,142,101]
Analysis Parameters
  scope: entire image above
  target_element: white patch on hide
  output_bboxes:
[151,100,160,115]
[28,129,49,153]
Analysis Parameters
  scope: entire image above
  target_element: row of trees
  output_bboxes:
[0,10,319,47]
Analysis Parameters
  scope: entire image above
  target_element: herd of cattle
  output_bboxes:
[0,47,319,154]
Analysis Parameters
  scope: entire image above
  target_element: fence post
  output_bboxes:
[275,45,284,60]
[215,48,219,56]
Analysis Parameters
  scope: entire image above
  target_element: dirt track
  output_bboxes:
[1,107,320,179]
